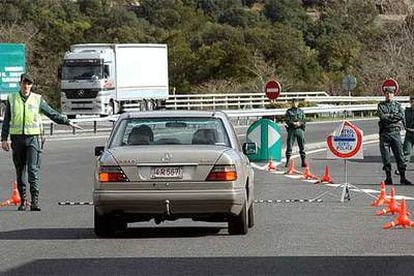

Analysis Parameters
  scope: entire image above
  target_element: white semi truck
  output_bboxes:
[60,43,169,117]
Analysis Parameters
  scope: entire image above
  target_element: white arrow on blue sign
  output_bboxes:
[246,119,282,162]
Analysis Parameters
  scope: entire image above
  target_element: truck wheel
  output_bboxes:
[140,100,147,111]
[228,201,248,235]
[147,99,155,110]
[108,99,115,115]
[107,103,113,115]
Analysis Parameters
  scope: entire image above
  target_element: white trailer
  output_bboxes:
[60,44,169,117]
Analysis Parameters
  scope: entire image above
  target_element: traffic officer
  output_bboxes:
[285,98,307,167]
[403,95,414,165]
[1,73,81,211]
[377,87,412,185]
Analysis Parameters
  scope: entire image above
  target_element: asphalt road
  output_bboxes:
[0,119,413,275]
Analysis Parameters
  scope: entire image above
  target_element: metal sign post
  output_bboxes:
[342,75,357,97]
[340,159,351,202]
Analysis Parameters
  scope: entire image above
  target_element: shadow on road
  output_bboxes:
[313,155,385,163]
[0,226,224,240]
[3,256,413,275]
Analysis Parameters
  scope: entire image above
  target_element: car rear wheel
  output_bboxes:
[94,209,112,237]
[248,202,254,228]
[94,209,127,237]
[228,202,248,235]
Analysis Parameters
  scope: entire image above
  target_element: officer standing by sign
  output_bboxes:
[377,86,412,185]
[403,95,414,166]
[1,73,81,211]
[285,98,307,167]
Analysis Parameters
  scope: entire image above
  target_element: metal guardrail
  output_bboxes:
[1,91,409,135]
[39,104,378,135]
[121,93,410,111]
[164,91,329,110]
[164,94,411,110]
[224,104,378,118]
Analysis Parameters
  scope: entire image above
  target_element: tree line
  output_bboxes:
[0,0,413,108]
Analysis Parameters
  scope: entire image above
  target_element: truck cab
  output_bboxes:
[60,46,115,118]
[60,44,169,118]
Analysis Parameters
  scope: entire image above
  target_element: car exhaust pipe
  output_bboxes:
[164,199,171,216]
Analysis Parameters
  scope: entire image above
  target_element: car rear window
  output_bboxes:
[109,117,231,148]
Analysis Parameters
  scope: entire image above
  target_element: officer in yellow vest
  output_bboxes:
[1,73,81,211]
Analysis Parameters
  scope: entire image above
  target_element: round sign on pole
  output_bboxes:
[327,121,363,159]
[265,80,281,100]
[382,78,399,95]
[342,75,357,96]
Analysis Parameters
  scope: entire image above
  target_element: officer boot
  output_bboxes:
[17,193,27,211]
[399,170,413,185]
[384,170,393,185]
[30,196,41,211]
[301,157,308,168]
[285,156,290,168]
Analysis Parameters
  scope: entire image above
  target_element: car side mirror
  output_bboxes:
[242,142,257,155]
[95,146,105,156]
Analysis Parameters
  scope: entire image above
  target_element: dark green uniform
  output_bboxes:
[403,107,414,163]
[1,92,70,209]
[377,100,411,185]
[285,107,306,166]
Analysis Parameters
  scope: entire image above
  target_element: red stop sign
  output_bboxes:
[265,80,281,100]
[382,78,399,95]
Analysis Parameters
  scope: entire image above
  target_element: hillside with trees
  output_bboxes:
[0,0,413,108]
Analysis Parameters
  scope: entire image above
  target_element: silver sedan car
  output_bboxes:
[94,111,256,236]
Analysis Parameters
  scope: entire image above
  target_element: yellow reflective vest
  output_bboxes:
[8,92,42,135]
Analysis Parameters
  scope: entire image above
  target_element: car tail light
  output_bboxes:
[99,166,129,182]
[206,165,237,181]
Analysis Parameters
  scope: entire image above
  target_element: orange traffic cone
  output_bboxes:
[302,165,319,180]
[376,187,401,216]
[370,182,390,207]
[0,181,21,207]
[267,158,277,171]
[314,165,334,184]
[285,159,301,175]
[384,199,414,229]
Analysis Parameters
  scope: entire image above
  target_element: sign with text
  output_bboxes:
[0,43,25,96]
[327,121,363,159]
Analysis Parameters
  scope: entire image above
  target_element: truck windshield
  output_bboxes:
[61,60,104,80]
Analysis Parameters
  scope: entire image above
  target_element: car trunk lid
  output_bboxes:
[109,145,229,183]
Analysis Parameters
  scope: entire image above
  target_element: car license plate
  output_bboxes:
[151,167,183,179]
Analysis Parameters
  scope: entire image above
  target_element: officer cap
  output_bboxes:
[20,73,34,84]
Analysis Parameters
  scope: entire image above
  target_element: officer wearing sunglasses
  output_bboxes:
[378,86,412,185]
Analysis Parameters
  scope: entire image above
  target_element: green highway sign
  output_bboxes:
[246,119,282,162]
[0,43,26,96]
